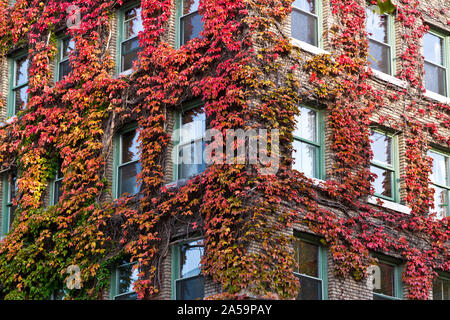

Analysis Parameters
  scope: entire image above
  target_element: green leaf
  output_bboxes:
[376,0,396,15]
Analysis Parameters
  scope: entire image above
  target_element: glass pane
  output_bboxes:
[293,239,319,277]
[117,263,139,296]
[9,174,16,202]
[114,292,138,300]
[429,151,449,186]
[292,140,318,178]
[14,85,28,113]
[373,262,395,297]
[15,56,28,86]
[424,62,447,96]
[183,0,200,15]
[423,32,444,65]
[61,38,75,60]
[176,275,204,300]
[121,38,141,72]
[121,129,140,164]
[181,12,203,45]
[178,140,206,180]
[431,185,449,218]
[124,6,143,40]
[293,107,317,143]
[292,0,315,13]
[291,9,317,46]
[180,240,203,278]
[58,59,72,80]
[181,107,205,143]
[371,165,393,198]
[296,274,322,300]
[371,132,392,165]
[8,205,15,229]
[53,179,62,204]
[366,8,388,43]
[433,277,450,300]
[368,39,390,74]
[118,161,141,196]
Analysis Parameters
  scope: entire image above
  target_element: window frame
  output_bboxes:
[116,1,142,75]
[55,36,74,83]
[1,172,16,237]
[423,28,449,97]
[428,148,450,218]
[293,231,328,300]
[113,123,140,199]
[292,105,325,180]
[7,51,29,118]
[171,238,205,300]
[432,272,450,300]
[109,261,139,300]
[371,256,403,300]
[365,5,396,76]
[291,0,323,48]
[172,100,206,182]
[50,169,63,206]
[175,0,202,48]
[370,129,400,203]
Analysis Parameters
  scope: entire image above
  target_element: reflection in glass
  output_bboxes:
[293,140,318,178]
[371,132,392,165]
[118,129,141,197]
[423,32,446,96]
[433,277,450,300]
[119,161,142,197]
[366,8,391,74]
[176,240,204,300]
[371,165,393,198]
[373,262,395,298]
[59,38,75,80]
[115,262,138,300]
[293,239,322,300]
[121,5,143,72]
[424,62,446,96]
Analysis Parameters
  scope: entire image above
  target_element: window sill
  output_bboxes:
[370,69,408,89]
[424,90,450,104]
[290,38,329,56]
[368,196,411,215]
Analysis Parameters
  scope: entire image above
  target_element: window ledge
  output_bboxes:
[424,90,450,104]
[290,38,330,56]
[370,69,408,89]
[368,196,411,215]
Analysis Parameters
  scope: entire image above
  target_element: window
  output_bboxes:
[428,150,449,219]
[371,260,403,300]
[111,261,139,300]
[366,6,395,75]
[292,106,323,179]
[173,103,206,181]
[57,37,75,81]
[291,0,321,47]
[423,30,449,97]
[51,167,63,205]
[293,235,327,300]
[114,126,141,198]
[1,173,17,236]
[433,275,450,300]
[172,239,204,300]
[8,53,29,117]
[177,0,203,46]
[370,130,399,202]
[118,3,143,74]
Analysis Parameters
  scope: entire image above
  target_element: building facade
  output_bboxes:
[0,0,448,300]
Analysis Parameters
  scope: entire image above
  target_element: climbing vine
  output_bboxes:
[0,0,448,300]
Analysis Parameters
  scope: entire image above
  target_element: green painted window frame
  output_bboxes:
[109,261,138,300]
[370,129,400,203]
[423,28,449,97]
[432,272,450,300]
[54,36,74,83]
[293,231,328,300]
[372,255,404,300]
[292,105,325,180]
[428,148,450,218]
[116,1,142,75]
[112,122,140,199]
[49,169,63,206]
[291,0,324,48]
[7,51,29,118]
[170,238,204,300]
[1,172,16,237]
[172,100,205,182]
[366,5,397,76]
[174,0,203,49]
